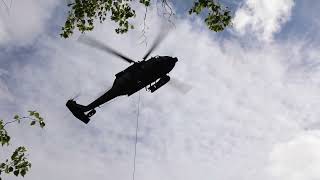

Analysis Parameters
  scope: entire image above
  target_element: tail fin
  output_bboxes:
[66,100,96,124]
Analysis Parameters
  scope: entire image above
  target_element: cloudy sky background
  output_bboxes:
[1,0,320,180]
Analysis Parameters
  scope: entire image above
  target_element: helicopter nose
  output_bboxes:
[166,57,178,72]
[169,57,177,66]
[173,57,178,63]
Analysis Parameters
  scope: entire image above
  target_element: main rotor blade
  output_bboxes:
[78,35,136,63]
[142,28,170,60]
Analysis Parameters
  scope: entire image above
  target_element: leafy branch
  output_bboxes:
[61,0,151,38]
[61,0,232,38]
[189,0,232,32]
[4,112,45,129]
[0,111,45,179]
[0,147,31,179]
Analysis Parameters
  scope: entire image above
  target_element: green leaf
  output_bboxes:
[20,169,26,177]
[0,163,5,168]
[34,112,40,118]
[39,121,45,128]
[28,111,35,116]
[0,120,4,129]
[0,128,10,146]
[13,170,19,176]
[13,115,19,120]
[30,121,36,126]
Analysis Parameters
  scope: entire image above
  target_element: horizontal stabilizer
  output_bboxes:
[66,100,91,124]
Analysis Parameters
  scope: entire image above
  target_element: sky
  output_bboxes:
[1,0,320,180]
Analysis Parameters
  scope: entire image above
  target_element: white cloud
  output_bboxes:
[233,0,295,41]
[0,80,13,102]
[0,0,58,45]
[269,131,320,180]
[0,69,13,102]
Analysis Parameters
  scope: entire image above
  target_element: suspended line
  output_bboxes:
[132,91,141,180]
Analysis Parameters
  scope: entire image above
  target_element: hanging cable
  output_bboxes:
[132,91,141,180]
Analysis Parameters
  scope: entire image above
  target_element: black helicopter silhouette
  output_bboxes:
[66,32,178,124]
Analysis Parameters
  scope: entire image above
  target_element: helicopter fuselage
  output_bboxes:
[84,56,178,111]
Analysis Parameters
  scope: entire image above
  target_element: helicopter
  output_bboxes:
[66,32,179,124]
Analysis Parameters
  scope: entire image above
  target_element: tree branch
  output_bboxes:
[156,0,175,28]
[3,117,37,127]
[139,6,149,46]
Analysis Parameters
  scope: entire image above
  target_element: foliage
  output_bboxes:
[61,0,150,38]
[0,147,31,178]
[189,0,232,32]
[61,0,232,38]
[0,111,45,180]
